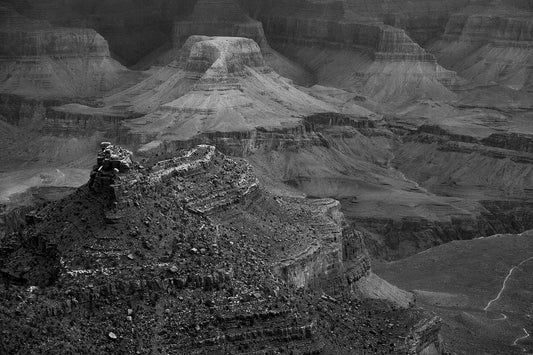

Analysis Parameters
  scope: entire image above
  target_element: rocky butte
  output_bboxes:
[0,6,132,99]
[0,143,442,354]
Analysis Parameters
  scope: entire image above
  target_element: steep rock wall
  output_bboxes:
[171,0,314,85]
[0,6,131,98]
[430,5,533,90]
[3,0,197,65]
[250,0,456,103]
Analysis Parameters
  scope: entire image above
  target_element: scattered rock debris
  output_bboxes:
[0,144,440,354]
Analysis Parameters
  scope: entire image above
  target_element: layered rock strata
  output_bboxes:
[252,0,457,103]
[430,5,533,90]
[0,6,131,99]
[119,36,374,152]
[171,0,314,84]
[42,35,364,137]
[2,0,197,65]
[0,144,443,354]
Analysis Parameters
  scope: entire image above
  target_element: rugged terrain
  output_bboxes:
[0,0,532,354]
[0,144,441,354]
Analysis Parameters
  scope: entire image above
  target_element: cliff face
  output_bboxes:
[109,36,368,150]
[3,0,197,65]
[430,5,533,90]
[261,11,434,62]
[0,143,443,354]
[170,0,314,85]
[0,5,133,99]
[252,0,456,103]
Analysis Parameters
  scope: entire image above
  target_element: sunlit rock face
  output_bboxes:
[185,35,266,75]
[171,0,314,85]
[0,5,128,98]
[122,35,342,151]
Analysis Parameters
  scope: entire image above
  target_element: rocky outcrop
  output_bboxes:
[0,143,443,354]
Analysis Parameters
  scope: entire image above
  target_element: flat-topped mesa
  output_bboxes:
[173,0,268,49]
[0,5,128,98]
[0,6,109,58]
[185,36,266,76]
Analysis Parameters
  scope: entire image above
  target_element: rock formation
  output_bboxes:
[0,5,133,99]
[124,36,342,152]
[0,143,442,354]
[430,4,533,91]
[251,0,457,104]
[1,2,532,353]
[1,0,197,65]
[171,0,314,85]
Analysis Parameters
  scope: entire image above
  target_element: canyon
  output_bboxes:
[0,0,532,354]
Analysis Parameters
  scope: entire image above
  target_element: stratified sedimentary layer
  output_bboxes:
[242,0,472,45]
[430,5,533,90]
[121,36,374,152]
[170,0,314,85]
[253,0,456,104]
[0,143,441,354]
[0,5,131,98]
[1,0,197,65]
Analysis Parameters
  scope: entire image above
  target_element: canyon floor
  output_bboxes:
[375,231,533,354]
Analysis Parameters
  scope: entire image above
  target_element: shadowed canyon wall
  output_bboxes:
[2,0,197,65]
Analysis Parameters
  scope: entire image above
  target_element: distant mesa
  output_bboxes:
[185,35,266,75]
[124,35,341,151]
[0,5,131,98]
[430,5,533,90]
[131,0,315,85]
[45,34,374,148]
